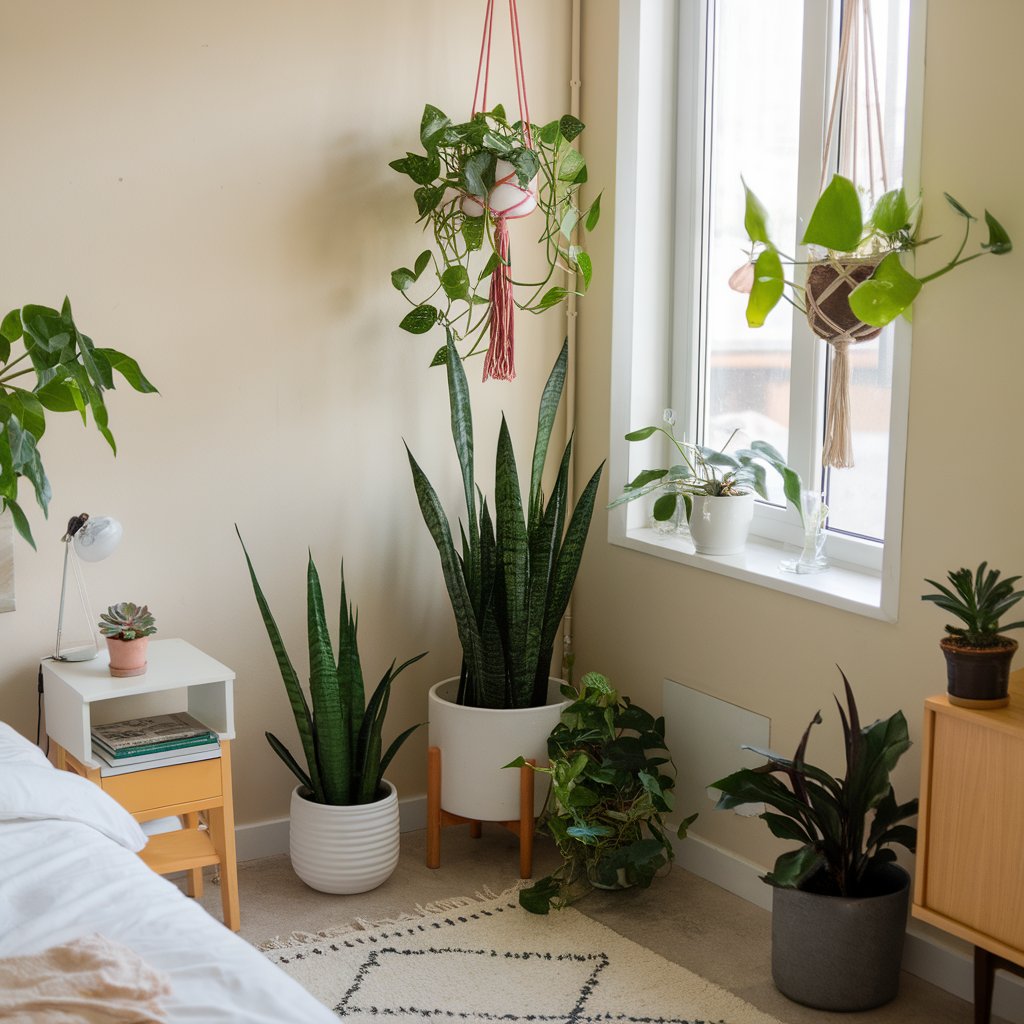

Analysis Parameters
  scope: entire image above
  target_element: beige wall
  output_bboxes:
[0,0,573,825]
[575,0,1024,870]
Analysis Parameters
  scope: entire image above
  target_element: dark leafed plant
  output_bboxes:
[238,530,426,806]
[0,298,157,547]
[390,104,599,368]
[712,671,917,898]
[922,562,1024,649]
[511,672,697,915]
[98,602,157,641]
[407,332,603,709]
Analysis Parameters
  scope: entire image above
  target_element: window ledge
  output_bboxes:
[612,526,892,621]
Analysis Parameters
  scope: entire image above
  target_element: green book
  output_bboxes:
[93,732,218,759]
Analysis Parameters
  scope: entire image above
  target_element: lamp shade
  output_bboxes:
[74,516,122,563]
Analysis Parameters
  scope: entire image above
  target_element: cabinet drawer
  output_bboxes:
[102,758,222,814]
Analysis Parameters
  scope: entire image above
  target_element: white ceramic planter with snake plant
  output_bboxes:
[687,492,755,556]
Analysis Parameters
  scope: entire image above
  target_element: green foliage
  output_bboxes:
[739,175,1012,330]
[922,562,1024,648]
[609,419,802,525]
[0,298,157,548]
[390,104,598,365]
[407,332,603,710]
[512,672,698,914]
[238,530,426,806]
[711,671,917,897]
[98,602,157,641]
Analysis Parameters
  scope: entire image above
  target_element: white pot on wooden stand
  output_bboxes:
[426,677,569,877]
[688,493,755,555]
[288,781,399,894]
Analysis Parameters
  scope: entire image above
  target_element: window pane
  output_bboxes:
[702,0,805,505]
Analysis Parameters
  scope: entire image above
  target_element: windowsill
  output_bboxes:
[612,525,892,621]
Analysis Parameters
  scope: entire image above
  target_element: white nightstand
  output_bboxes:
[43,638,240,930]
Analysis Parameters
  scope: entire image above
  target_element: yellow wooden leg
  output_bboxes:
[183,812,204,898]
[206,742,239,931]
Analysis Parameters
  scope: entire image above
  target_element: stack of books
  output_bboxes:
[91,712,220,777]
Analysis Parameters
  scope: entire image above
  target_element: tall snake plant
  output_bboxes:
[238,530,426,806]
[407,332,604,710]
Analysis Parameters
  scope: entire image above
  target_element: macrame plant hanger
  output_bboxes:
[471,0,535,382]
[811,0,889,468]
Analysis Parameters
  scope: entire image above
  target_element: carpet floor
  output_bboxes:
[195,826,1005,1024]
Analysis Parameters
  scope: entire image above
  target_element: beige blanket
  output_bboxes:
[0,934,171,1023]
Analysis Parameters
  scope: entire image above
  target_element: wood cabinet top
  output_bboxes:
[925,667,1024,737]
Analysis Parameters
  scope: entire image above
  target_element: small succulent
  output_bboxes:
[98,602,157,641]
[922,563,1024,649]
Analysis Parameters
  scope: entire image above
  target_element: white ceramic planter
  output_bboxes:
[428,678,569,822]
[288,780,399,894]
[688,493,755,555]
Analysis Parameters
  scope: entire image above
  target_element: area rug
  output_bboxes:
[261,886,784,1024]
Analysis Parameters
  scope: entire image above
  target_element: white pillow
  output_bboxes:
[0,722,51,768]
[0,763,147,852]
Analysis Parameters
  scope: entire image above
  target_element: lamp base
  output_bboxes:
[54,642,100,662]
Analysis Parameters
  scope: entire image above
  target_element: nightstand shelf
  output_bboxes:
[44,639,240,931]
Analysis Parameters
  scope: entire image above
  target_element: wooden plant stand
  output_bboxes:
[425,745,536,878]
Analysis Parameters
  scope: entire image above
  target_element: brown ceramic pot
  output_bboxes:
[106,636,149,677]
[940,637,1017,709]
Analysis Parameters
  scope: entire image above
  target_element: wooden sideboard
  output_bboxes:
[914,668,1024,1023]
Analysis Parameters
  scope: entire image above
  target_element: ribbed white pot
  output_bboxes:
[428,678,569,822]
[688,493,755,555]
[288,781,399,894]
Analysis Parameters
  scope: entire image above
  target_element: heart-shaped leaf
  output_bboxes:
[848,252,922,327]
[399,304,439,334]
[870,188,910,236]
[745,246,784,327]
[802,175,863,251]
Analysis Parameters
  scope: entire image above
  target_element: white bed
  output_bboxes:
[0,722,336,1023]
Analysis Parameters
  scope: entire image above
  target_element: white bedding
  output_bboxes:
[0,726,336,1023]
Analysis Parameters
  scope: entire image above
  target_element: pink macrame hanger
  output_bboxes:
[470,0,534,382]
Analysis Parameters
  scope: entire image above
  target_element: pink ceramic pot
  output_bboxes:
[106,636,149,677]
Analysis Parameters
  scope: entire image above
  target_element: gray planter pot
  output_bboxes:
[771,864,910,1011]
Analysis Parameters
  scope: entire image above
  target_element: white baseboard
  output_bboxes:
[672,830,1024,1023]
[234,794,427,864]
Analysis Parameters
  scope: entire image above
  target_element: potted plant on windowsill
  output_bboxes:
[735,175,1012,467]
[922,562,1023,709]
[608,411,802,556]
[711,671,917,1012]
[239,532,426,894]
[390,104,599,379]
[406,332,604,823]
[510,672,697,915]
[98,602,157,677]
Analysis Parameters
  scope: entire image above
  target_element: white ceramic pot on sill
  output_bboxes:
[428,677,570,822]
[688,492,755,556]
[288,780,400,894]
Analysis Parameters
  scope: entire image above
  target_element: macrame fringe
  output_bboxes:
[823,338,855,469]
[483,215,515,382]
[256,883,527,952]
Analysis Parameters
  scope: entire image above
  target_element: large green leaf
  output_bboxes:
[765,845,824,888]
[745,246,784,327]
[870,188,910,236]
[98,349,158,393]
[848,252,922,327]
[802,175,863,251]
[742,179,771,244]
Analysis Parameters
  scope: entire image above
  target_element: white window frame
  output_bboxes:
[609,0,927,621]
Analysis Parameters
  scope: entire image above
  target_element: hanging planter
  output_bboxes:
[732,0,1012,469]
[389,0,599,381]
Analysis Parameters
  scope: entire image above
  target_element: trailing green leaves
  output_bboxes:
[802,174,863,251]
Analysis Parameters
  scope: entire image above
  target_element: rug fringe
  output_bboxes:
[256,882,528,952]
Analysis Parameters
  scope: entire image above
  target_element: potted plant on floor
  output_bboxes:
[922,562,1023,709]
[735,176,1012,466]
[239,532,426,894]
[609,410,802,556]
[98,602,157,677]
[510,671,697,914]
[711,671,918,1011]
[407,331,604,824]
[390,103,599,379]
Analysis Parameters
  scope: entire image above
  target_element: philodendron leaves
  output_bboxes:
[802,175,863,251]
[983,210,1013,254]
[848,252,923,327]
[742,179,772,245]
[870,188,911,237]
[746,247,784,328]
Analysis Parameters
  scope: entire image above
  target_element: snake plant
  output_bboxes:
[238,529,426,806]
[407,331,604,709]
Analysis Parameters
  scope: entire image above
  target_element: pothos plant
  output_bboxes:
[608,411,803,526]
[508,672,697,915]
[390,103,600,370]
[1,299,157,548]
[738,173,1013,331]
